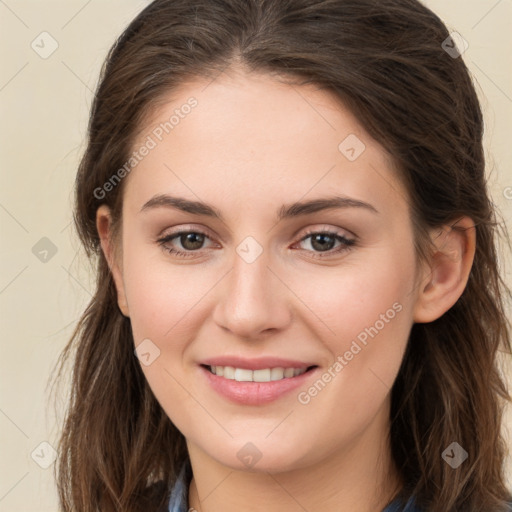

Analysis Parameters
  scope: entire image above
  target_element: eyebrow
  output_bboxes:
[140,194,379,221]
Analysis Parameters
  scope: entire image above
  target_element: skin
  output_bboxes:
[97,67,476,512]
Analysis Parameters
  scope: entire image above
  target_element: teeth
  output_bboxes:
[223,366,235,379]
[253,369,271,382]
[209,365,308,382]
[270,367,285,381]
[284,368,295,378]
[234,368,253,381]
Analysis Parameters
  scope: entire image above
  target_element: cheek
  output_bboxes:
[294,248,416,342]
[290,248,416,402]
[121,246,210,425]
[121,238,210,343]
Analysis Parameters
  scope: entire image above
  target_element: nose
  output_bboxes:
[212,249,292,339]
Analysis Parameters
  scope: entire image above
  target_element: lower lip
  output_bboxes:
[200,365,318,405]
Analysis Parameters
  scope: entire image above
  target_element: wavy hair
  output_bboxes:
[51,0,512,510]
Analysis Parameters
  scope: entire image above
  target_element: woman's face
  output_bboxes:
[104,69,425,472]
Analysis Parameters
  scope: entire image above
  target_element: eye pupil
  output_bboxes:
[181,232,204,250]
[311,233,335,252]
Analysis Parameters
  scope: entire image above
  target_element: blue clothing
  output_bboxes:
[167,458,192,512]
[166,459,421,511]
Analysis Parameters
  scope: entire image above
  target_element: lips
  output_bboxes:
[199,356,319,405]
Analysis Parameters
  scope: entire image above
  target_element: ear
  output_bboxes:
[413,216,476,323]
[96,205,130,317]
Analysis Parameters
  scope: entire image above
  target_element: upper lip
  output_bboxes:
[201,356,317,371]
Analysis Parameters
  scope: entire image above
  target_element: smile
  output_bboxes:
[200,364,319,405]
[207,365,314,382]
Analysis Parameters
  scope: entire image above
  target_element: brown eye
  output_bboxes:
[309,233,337,252]
[157,230,214,258]
[179,232,206,250]
[296,230,356,258]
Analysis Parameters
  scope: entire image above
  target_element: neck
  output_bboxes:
[186,401,402,512]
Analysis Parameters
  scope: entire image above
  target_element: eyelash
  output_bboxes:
[156,227,356,260]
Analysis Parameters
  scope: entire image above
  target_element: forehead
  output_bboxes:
[124,69,409,222]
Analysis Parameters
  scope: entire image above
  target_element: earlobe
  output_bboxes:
[413,216,476,324]
[96,205,130,317]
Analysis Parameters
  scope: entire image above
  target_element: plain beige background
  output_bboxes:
[0,1,511,510]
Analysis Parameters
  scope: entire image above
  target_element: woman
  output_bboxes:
[52,0,512,510]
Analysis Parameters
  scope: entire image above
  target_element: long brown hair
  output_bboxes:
[51,0,512,510]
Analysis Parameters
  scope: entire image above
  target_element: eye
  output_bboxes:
[157,229,215,258]
[294,228,356,258]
